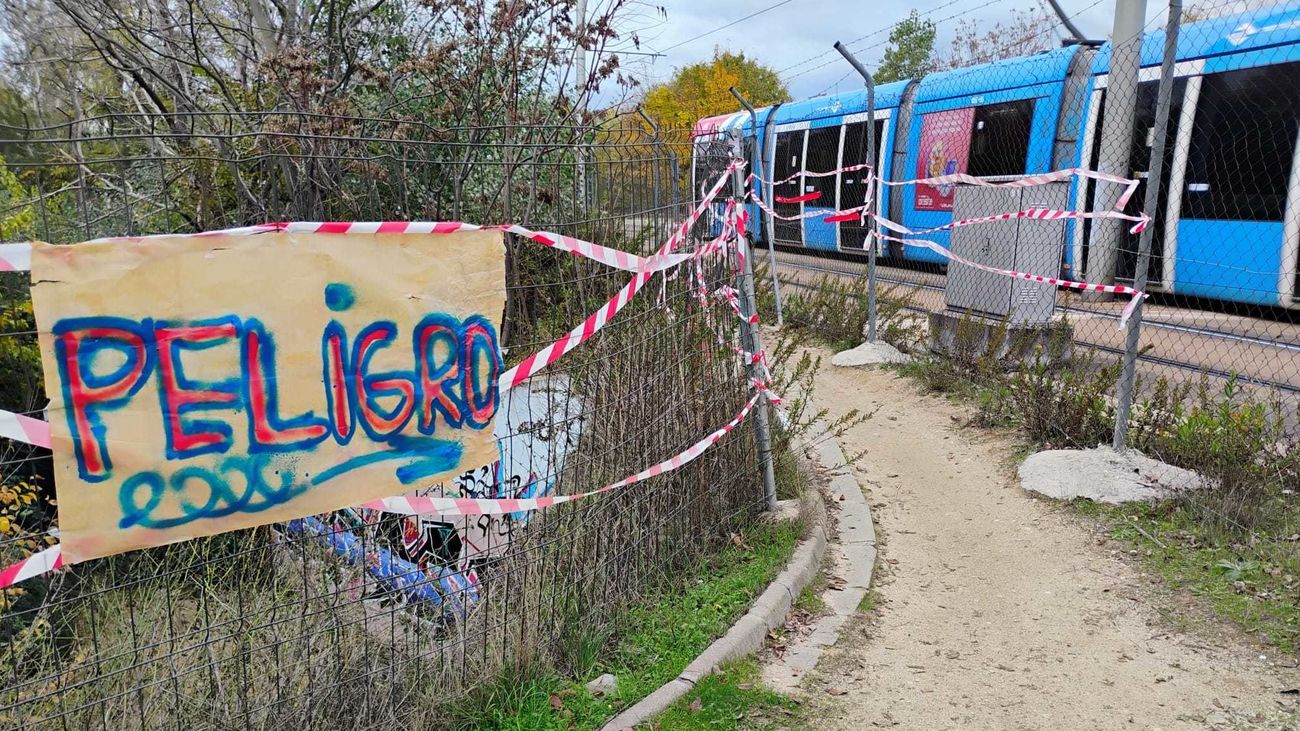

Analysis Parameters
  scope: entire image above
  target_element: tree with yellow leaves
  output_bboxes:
[641,50,790,133]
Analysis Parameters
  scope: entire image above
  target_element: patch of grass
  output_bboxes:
[754,260,923,356]
[443,660,562,731]
[857,589,881,614]
[794,571,829,615]
[654,658,804,730]
[1083,499,1300,653]
[446,519,802,730]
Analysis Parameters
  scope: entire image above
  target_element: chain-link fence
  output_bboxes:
[756,0,1300,644]
[0,113,796,728]
[762,0,1299,434]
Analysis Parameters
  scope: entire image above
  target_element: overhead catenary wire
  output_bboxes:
[653,0,799,54]
[786,0,1012,86]
[807,0,1107,97]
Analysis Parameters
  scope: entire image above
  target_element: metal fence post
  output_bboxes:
[637,108,664,234]
[729,87,785,327]
[730,129,779,511]
[1113,0,1181,450]
[833,41,878,342]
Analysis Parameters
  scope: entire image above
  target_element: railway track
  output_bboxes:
[769,250,1300,397]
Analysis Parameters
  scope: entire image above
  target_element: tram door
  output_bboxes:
[1117,79,1186,284]
[773,129,805,244]
[838,119,885,252]
[1081,81,1184,285]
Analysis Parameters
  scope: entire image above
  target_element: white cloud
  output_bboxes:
[608,0,1149,100]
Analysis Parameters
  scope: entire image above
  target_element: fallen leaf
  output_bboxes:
[549,694,563,710]
[689,698,703,713]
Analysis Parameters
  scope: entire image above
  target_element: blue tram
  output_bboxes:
[693,5,1300,309]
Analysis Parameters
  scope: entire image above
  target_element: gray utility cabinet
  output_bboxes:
[943,181,1069,325]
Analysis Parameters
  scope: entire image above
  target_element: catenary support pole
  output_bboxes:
[1086,0,1148,297]
[574,0,589,211]
[833,41,878,341]
[1047,0,1088,40]
[1113,0,1180,449]
[731,129,779,511]
[729,86,785,327]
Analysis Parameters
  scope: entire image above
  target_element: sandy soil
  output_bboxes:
[796,355,1300,731]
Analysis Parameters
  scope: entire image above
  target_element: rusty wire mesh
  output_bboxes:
[0,116,780,729]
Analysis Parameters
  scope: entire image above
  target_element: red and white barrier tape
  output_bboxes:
[774,192,823,204]
[872,230,1146,327]
[0,179,740,277]
[0,222,691,276]
[266,222,695,275]
[366,387,773,518]
[0,544,62,589]
[0,383,773,588]
[714,285,759,324]
[750,163,1141,212]
[750,193,856,222]
[0,243,31,272]
[497,161,743,390]
[0,410,50,448]
[757,161,874,189]
[875,166,1142,210]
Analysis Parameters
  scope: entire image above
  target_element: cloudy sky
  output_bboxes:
[605,0,1170,99]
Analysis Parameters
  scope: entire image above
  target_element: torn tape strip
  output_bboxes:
[774,192,822,204]
[0,243,32,272]
[498,161,744,391]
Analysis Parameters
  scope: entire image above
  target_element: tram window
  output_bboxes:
[1183,61,1300,221]
[967,100,1034,177]
[804,127,840,205]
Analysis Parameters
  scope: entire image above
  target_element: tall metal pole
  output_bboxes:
[1087,0,1148,296]
[574,0,589,211]
[1113,0,1180,450]
[729,86,785,327]
[731,129,779,511]
[1047,0,1088,41]
[833,41,878,341]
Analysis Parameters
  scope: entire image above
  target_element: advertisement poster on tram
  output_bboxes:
[914,107,975,211]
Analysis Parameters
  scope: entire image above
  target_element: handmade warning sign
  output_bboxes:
[30,230,505,563]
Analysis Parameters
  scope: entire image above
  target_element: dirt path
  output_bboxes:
[797,354,1300,730]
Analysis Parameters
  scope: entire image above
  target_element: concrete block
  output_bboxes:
[928,310,1072,368]
[1020,446,1208,504]
[832,340,911,367]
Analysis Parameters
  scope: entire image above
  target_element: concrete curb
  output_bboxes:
[763,421,877,692]
[600,477,830,731]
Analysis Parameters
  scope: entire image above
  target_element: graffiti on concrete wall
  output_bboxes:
[319,376,583,615]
